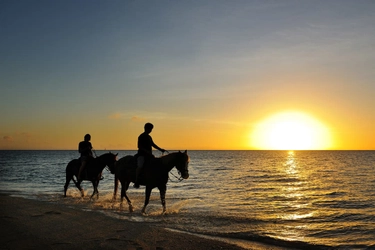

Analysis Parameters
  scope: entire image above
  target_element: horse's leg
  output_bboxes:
[96,180,100,199]
[64,173,72,197]
[159,185,167,215]
[120,181,125,209]
[141,186,152,215]
[90,180,99,200]
[120,181,134,212]
[125,183,134,212]
[113,177,119,201]
[73,178,84,197]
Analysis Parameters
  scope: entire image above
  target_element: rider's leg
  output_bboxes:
[77,160,86,180]
[134,156,144,188]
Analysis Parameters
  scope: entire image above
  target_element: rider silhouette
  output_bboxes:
[77,134,93,181]
[134,123,165,188]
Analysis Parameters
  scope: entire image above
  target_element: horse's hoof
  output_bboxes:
[129,206,134,213]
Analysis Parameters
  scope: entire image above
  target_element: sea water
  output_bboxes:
[0,150,374,249]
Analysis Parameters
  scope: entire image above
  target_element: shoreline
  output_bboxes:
[0,192,289,250]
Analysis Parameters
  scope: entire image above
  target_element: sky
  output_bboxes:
[1,0,375,150]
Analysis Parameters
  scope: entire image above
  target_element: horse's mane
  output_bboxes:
[160,151,187,157]
[159,151,189,164]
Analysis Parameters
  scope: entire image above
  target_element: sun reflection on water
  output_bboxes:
[276,151,314,241]
[285,151,297,174]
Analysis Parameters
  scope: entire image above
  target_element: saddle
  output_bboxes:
[131,155,162,178]
[131,154,161,168]
[79,157,96,179]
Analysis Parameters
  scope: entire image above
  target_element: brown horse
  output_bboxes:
[64,152,118,199]
[112,151,189,214]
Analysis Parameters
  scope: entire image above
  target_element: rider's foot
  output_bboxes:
[133,183,140,189]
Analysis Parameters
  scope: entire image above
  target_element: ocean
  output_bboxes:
[0,150,374,249]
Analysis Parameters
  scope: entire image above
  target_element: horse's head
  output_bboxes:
[175,150,190,179]
[103,152,118,173]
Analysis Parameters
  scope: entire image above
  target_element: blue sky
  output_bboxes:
[1,0,375,150]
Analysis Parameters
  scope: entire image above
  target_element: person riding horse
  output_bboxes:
[113,150,189,214]
[134,123,166,188]
[77,134,93,181]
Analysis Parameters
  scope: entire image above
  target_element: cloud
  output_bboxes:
[108,111,157,122]
[131,116,145,122]
[2,133,32,144]
[19,132,31,138]
[3,136,13,142]
[108,112,124,120]
[108,111,151,122]
[108,112,149,122]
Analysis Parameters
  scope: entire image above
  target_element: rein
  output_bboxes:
[161,152,182,182]
[92,148,98,157]
[163,151,186,182]
[168,171,184,182]
[96,152,116,173]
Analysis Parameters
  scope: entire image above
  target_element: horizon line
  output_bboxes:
[0,149,374,151]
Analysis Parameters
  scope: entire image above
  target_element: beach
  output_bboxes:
[0,193,285,250]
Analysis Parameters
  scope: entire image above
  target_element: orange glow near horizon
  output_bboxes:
[250,111,333,150]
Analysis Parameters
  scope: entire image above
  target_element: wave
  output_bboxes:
[167,229,335,250]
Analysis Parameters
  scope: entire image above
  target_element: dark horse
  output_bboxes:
[112,150,189,214]
[64,152,118,199]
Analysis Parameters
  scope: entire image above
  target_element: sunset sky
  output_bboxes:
[1,0,375,150]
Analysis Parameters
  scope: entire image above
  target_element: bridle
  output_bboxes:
[169,171,184,182]
[169,155,189,182]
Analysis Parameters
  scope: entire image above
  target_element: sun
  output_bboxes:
[251,111,332,150]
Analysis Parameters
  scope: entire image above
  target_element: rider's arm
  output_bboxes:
[151,139,165,153]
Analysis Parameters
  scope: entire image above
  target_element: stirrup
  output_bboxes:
[133,183,140,189]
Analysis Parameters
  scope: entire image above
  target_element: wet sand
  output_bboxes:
[0,193,286,250]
